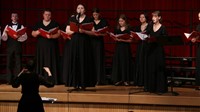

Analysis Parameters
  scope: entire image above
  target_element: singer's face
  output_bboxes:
[76,4,85,15]
[11,13,18,22]
[119,18,126,27]
[152,14,160,23]
[198,13,200,21]
[43,11,51,21]
[139,14,146,23]
[93,12,100,20]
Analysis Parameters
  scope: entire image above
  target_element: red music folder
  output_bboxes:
[131,31,148,40]
[109,32,132,40]
[94,26,109,34]
[60,31,71,40]
[184,31,200,41]
[70,22,79,32]
[38,27,59,38]
[6,27,27,39]
[80,22,94,31]
[70,22,94,32]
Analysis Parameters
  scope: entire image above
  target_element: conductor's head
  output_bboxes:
[25,60,35,72]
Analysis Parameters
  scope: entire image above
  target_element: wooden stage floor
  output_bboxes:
[0,85,200,107]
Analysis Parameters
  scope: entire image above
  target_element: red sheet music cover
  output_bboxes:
[38,27,59,38]
[130,31,148,40]
[6,27,27,39]
[80,22,94,31]
[95,26,109,34]
[184,31,200,42]
[60,31,71,40]
[70,22,94,32]
[70,22,79,32]
[109,32,132,40]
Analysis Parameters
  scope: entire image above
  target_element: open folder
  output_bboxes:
[38,27,59,38]
[60,30,71,40]
[108,32,132,40]
[130,31,148,40]
[6,27,27,39]
[184,31,200,41]
[70,22,93,32]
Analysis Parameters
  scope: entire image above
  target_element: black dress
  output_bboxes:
[196,24,200,86]
[65,15,95,88]
[33,20,60,84]
[12,72,54,112]
[92,18,108,84]
[111,27,133,84]
[145,24,168,93]
[134,25,149,86]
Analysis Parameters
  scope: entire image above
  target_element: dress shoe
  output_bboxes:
[114,81,123,86]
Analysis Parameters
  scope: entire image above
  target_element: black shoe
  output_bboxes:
[124,82,130,86]
[115,81,123,86]
[80,86,86,91]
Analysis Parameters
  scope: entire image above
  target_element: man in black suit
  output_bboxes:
[1,13,27,84]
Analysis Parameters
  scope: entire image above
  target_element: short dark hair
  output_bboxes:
[43,8,52,14]
[25,60,35,72]
[92,8,100,13]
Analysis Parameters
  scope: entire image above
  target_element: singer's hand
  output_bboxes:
[79,28,85,33]
[35,30,41,36]
[43,67,52,76]
[13,34,20,39]
[191,38,197,43]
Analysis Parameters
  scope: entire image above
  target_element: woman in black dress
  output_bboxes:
[111,14,133,86]
[91,8,108,85]
[191,12,200,90]
[32,9,60,84]
[134,12,149,87]
[146,11,168,94]
[12,60,54,112]
[64,4,95,89]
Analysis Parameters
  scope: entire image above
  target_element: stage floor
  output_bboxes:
[0,85,200,107]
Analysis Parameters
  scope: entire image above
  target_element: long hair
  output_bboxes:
[116,14,130,30]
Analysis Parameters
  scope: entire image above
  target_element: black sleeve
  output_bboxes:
[102,18,109,27]
[32,22,40,31]
[196,24,200,32]
[161,26,168,36]
[54,21,60,28]
[11,75,22,88]
[135,25,141,32]
[67,16,74,26]
[39,75,55,88]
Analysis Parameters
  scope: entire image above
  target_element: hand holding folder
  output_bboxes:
[38,27,59,38]
[6,27,27,39]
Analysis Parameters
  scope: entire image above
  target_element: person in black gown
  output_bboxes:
[64,4,95,90]
[145,11,168,94]
[12,60,54,112]
[1,13,28,84]
[91,8,108,85]
[111,14,134,86]
[61,23,71,86]
[32,9,60,84]
[191,12,200,90]
[134,12,149,87]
